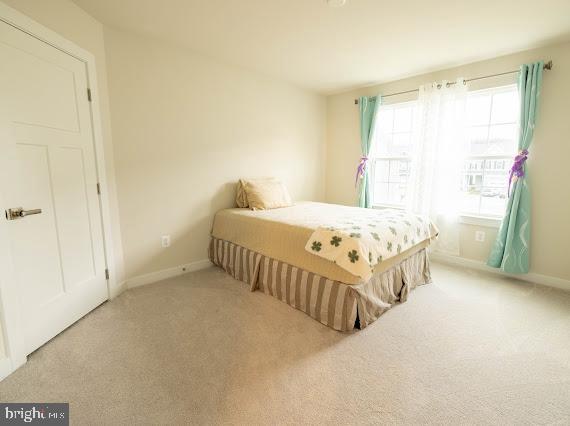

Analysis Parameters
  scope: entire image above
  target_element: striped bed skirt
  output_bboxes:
[209,237,431,331]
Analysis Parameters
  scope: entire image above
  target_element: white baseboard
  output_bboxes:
[430,252,570,292]
[125,259,212,289]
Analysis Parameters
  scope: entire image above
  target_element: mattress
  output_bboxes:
[211,202,434,285]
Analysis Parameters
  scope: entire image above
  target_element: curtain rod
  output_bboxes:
[354,60,553,104]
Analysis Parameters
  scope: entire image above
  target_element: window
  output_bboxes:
[369,85,519,218]
[370,101,417,208]
[460,85,519,217]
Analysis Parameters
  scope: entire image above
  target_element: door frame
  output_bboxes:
[0,2,118,379]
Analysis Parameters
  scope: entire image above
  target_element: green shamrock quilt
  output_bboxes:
[304,208,438,280]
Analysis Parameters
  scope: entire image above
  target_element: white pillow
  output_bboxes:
[243,179,292,210]
[235,177,278,208]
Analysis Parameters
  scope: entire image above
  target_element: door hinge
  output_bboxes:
[96,182,101,195]
[105,269,110,280]
[87,88,92,102]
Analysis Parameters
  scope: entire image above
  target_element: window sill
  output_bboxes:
[371,205,502,228]
[459,214,502,228]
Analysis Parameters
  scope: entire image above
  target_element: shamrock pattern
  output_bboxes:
[330,236,342,247]
[304,205,436,280]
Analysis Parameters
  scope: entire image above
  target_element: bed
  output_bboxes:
[209,201,438,331]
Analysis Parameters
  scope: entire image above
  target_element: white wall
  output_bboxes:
[326,41,570,281]
[103,28,326,280]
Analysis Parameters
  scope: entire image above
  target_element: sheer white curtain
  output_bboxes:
[407,78,468,255]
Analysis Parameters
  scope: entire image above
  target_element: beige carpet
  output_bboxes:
[0,263,569,424]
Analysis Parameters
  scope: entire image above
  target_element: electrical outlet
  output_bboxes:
[475,231,486,242]
[161,235,171,248]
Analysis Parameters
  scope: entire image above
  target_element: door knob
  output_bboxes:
[5,207,42,220]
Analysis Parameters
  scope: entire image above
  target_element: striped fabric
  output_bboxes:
[209,234,263,291]
[209,237,431,331]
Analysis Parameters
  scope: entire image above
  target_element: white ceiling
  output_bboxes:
[72,0,570,94]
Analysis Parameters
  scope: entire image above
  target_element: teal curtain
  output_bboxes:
[487,62,543,273]
[357,96,380,208]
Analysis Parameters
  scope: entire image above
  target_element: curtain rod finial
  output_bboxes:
[544,60,553,70]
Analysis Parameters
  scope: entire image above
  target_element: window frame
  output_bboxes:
[459,83,519,223]
[367,85,518,226]
[369,100,417,210]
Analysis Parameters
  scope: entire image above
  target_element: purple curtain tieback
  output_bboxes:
[508,149,529,195]
[355,156,369,187]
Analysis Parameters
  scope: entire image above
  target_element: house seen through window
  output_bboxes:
[460,84,519,216]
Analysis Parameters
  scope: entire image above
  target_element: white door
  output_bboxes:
[0,21,108,355]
